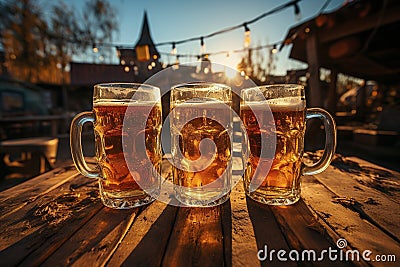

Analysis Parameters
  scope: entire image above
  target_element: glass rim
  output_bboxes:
[171,81,231,92]
[94,82,160,91]
[242,83,304,92]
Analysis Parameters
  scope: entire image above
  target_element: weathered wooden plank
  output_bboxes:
[313,157,400,242]
[39,207,139,267]
[162,205,224,267]
[225,180,294,267]
[106,201,177,267]
[270,199,354,267]
[0,174,103,266]
[0,165,80,218]
[0,174,97,247]
[244,198,297,266]
[220,197,233,267]
[302,175,400,267]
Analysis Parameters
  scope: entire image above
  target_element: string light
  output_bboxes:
[200,37,205,54]
[171,42,177,55]
[158,41,282,59]
[294,2,301,21]
[173,55,180,70]
[58,0,302,56]
[153,0,301,48]
[67,0,301,60]
[244,23,251,48]
[92,43,98,53]
[63,0,304,73]
[271,44,278,54]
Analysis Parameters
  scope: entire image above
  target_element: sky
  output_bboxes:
[63,0,344,75]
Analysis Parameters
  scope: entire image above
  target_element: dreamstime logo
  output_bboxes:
[257,238,397,263]
[336,238,347,249]
[122,62,276,207]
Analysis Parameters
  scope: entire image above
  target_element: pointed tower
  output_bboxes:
[117,11,161,82]
[135,11,160,60]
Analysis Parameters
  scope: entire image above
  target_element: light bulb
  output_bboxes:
[92,44,98,53]
[200,37,205,54]
[171,42,177,55]
[272,44,278,54]
[244,24,251,48]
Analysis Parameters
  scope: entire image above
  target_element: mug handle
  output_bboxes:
[302,108,337,175]
[70,111,101,178]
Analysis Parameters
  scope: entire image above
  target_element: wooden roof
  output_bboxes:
[282,0,400,84]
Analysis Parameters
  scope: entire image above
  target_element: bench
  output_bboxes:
[0,137,59,177]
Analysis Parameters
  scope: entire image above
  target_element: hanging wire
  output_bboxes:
[116,0,301,49]
[318,0,333,14]
[60,0,302,61]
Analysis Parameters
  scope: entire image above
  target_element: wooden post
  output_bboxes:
[305,33,324,150]
[306,33,321,107]
[327,68,338,114]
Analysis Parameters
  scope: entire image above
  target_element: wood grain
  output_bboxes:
[302,175,400,267]
[162,205,224,267]
[107,201,178,267]
[314,159,400,242]
[41,207,139,267]
[0,155,398,267]
[0,174,102,266]
[0,165,80,218]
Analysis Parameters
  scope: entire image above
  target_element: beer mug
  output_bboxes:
[70,83,162,209]
[240,84,336,205]
[170,82,233,207]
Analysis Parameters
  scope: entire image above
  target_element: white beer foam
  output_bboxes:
[173,100,231,109]
[244,97,305,112]
[93,100,159,107]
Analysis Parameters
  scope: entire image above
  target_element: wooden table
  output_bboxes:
[0,154,399,266]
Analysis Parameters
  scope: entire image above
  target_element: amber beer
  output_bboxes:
[93,102,162,204]
[241,84,336,206]
[70,83,162,209]
[170,82,232,207]
[171,102,232,206]
[241,98,305,205]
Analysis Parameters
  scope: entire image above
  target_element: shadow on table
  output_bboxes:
[220,200,232,266]
[121,204,178,266]
[247,198,355,267]
[122,200,233,266]
[246,197,296,267]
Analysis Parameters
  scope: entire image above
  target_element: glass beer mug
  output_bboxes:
[70,83,162,209]
[240,84,336,205]
[170,82,233,207]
